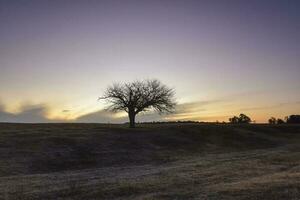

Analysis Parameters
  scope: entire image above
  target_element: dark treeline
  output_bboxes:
[128,120,202,125]
[228,114,300,125]
[126,114,300,125]
[269,115,300,125]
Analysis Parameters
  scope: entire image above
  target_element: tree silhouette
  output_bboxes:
[277,118,285,124]
[268,117,277,124]
[286,115,300,124]
[268,117,285,125]
[100,79,176,128]
[238,114,251,123]
[229,116,239,124]
[229,114,251,124]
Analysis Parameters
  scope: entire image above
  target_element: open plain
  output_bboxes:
[0,123,300,200]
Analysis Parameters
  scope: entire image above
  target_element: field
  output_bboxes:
[0,123,300,200]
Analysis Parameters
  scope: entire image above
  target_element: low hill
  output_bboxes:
[0,123,300,199]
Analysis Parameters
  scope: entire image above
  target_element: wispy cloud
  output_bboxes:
[0,104,59,123]
[75,109,125,123]
[240,101,300,111]
[0,99,229,123]
[1,97,299,123]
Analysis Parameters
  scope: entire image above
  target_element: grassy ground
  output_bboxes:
[0,123,300,199]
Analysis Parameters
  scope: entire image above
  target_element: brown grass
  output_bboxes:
[0,123,299,199]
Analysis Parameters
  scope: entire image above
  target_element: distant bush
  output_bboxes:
[277,118,285,124]
[229,114,251,124]
[229,116,239,124]
[286,115,300,124]
[268,117,285,125]
[268,117,277,124]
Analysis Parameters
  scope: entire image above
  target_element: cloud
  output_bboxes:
[75,109,125,123]
[0,104,59,123]
[175,100,222,113]
[75,99,226,123]
[0,98,237,123]
[165,99,226,120]
[75,109,167,123]
[0,103,170,123]
[135,111,166,122]
[240,101,300,112]
[0,110,15,122]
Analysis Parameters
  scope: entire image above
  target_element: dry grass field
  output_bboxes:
[0,123,300,199]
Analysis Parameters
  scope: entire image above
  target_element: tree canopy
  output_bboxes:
[100,79,176,127]
[229,114,252,124]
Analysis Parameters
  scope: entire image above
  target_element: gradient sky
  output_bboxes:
[1,0,300,123]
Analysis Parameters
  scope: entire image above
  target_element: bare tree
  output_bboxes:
[99,79,176,128]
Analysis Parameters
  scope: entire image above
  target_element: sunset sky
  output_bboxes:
[1,0,300,123]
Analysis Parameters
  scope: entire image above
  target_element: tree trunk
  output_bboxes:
[128,112,136,128]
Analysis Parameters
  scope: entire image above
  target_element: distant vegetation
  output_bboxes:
[229,113,252,124]
[132,120,202,124]
[286,115,300,124]
[268,117,285,125]
[269,115,300,124]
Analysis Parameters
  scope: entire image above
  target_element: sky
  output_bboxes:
[0,0,300,123]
